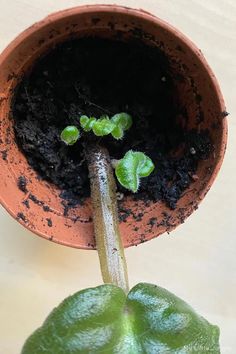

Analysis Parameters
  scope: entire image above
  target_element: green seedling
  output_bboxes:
[21,111,220,353]
[80,112,132,139]
[60,125,80,145]
[115,150,154,192]
[61,113,154,192]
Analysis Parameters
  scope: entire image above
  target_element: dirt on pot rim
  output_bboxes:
[0,5,227,249]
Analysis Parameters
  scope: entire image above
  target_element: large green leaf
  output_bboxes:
[22,283,220,354]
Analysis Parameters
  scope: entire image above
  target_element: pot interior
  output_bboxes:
[0,6,227,248]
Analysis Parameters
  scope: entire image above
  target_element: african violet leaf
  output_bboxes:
[115,150,155,192]
[92,116,116,136]
[60,126,80,145]
[79,113,132,139]
[79,115,96,132]
[80,115,115,136]
[21,283,220,354]
[111,113,133,139]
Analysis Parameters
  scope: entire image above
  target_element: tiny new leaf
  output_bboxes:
[111,113,133,139]
[21,283,220,354]
[115,151,154,192]
[79,113,132,140]
[92,116,116,136]
[60,126,80,145]
[79,115,96,132]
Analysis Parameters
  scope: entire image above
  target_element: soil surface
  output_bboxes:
[12,37,211,209]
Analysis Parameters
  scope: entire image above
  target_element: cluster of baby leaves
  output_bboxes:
[60,113,155,193]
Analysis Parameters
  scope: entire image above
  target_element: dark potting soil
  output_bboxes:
[12,37,212,210]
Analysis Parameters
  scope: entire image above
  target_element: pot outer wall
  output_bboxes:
[0,5,227,249]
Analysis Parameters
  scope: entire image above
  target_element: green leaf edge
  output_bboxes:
[21,282,220,354]
[115,151,155,192]
[60,126,80,145]
[79,113,132,140]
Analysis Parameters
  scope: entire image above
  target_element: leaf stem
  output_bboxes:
[86,145,129,293]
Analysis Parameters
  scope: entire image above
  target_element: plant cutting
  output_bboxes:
[60,112,154,291]
[0,5,227,354]
[21,113,220,353]
[22,284,220,353]
[0,5,227,249]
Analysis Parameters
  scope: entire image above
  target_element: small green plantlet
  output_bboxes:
[60,126,80,145]
[110,112,133,139]
[61,114,154,192]
[115,150,155,192]
[80,112,132,139]
[80,115,97,132]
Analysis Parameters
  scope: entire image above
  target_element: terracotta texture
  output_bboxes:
[0,5,227,249]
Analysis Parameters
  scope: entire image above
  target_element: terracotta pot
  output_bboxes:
[0,5,227,249]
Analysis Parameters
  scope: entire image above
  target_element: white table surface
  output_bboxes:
[0,1,235,353]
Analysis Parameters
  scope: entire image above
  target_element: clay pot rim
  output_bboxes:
[0,5,227,249]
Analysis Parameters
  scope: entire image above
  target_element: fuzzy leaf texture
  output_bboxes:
[79,113,132,139]
[80,115,96,132]
[92,116,116,136]
[115,151,155,192]
[21,283,220,354]
[110,113,133,139]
